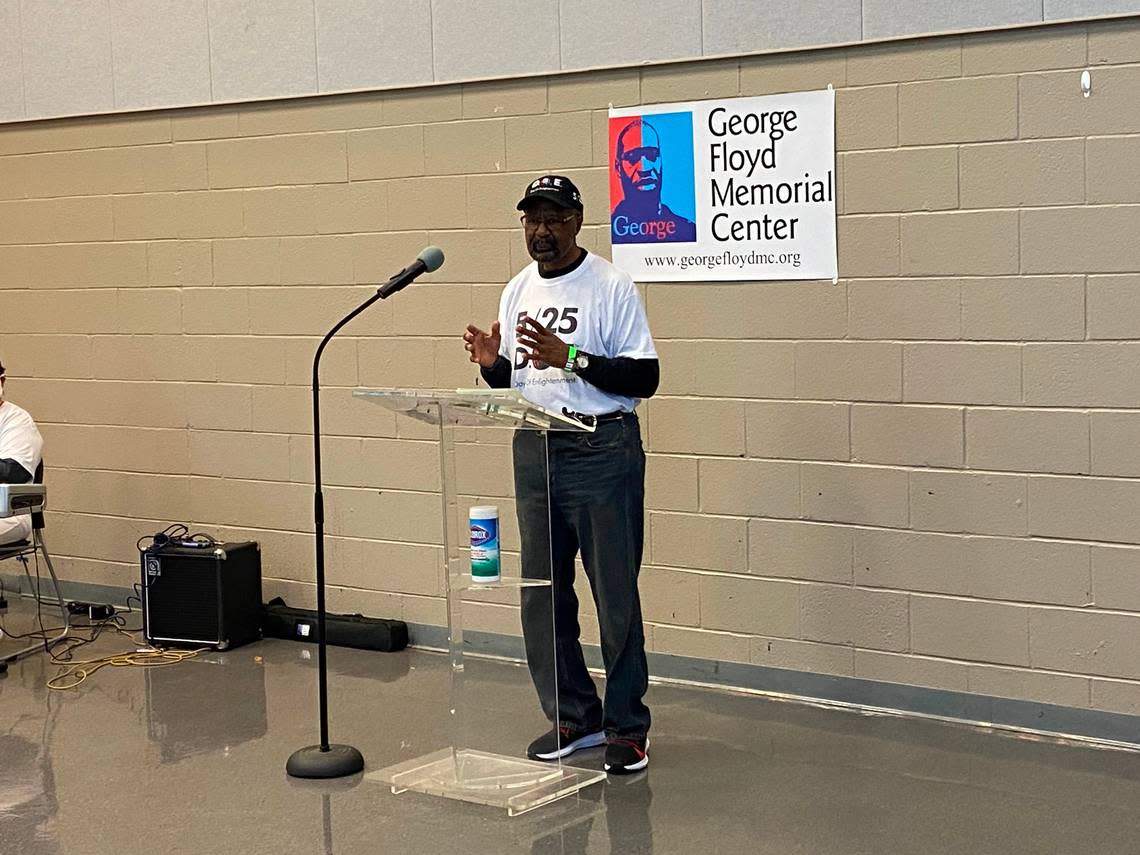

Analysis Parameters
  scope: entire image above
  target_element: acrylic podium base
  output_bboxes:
[367,748,606,816]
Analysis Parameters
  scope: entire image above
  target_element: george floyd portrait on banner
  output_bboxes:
[609,114,697,244]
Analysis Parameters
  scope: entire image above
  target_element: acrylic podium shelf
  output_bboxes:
[354,388,607,815]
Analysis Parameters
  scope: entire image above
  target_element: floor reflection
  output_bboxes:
[527,772,654,855]
[0,664,60,855]
[145,653,268,764]
[0,599,1138,855]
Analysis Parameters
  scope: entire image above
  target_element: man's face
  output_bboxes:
[617,123,662,195]
[521,200,581,264]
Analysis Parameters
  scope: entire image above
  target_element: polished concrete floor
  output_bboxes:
[2,600,1140,855]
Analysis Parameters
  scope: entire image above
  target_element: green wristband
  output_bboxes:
[563,344,578,372]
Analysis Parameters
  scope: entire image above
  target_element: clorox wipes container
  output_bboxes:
[469,506,500,584]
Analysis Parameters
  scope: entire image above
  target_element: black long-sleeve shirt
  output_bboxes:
[0,458,32,483]
[481,353,659,400]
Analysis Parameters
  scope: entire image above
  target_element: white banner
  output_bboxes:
[608,89,837,282]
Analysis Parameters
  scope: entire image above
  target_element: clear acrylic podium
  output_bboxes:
[354,388,607,815]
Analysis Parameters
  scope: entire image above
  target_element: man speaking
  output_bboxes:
[612,118,697,244]
[463,175,659,774]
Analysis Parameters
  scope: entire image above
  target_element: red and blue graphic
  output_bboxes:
[609,112,697,244]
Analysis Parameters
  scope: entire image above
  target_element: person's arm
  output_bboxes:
[480,355,512,389]
[576,355,658,399]
[0,458,32,483]
[579,275,659,399]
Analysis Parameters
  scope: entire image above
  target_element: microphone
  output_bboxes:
[377,246,445,299]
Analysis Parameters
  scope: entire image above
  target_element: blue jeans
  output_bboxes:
[513,412,651,738]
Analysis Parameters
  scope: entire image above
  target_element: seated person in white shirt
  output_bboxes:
[0,360,44,546]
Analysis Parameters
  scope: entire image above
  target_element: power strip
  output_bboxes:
[66,602,116,621]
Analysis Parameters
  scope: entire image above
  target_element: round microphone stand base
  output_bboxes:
[286,744,365,779]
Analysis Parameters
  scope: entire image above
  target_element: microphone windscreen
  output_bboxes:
[417,245,445,273]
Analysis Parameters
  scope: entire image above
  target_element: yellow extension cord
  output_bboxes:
[40,625,208,691]
[47,647,204,691]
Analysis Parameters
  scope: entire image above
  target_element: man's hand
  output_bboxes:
[516,316,571,370]
[464,321,502,368]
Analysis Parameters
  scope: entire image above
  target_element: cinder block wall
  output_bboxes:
[3,19,1140,717]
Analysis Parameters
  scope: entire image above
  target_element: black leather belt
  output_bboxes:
[569,410,628,427]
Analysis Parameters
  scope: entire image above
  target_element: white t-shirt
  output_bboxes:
[0,400,43,545]
[0,401,42,479]
[497,251,657,416]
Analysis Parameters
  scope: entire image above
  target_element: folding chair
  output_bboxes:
[0,462,69,663]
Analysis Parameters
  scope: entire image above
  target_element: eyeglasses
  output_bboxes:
[520,213,577,229]
[621,147,660,163]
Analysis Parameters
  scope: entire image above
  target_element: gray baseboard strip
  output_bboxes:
[1,574,135,614]
[407,622,1140,749]
[9,575,1135,748]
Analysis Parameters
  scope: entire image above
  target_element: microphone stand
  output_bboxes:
[286,287,388,779]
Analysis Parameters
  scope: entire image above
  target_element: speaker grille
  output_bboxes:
[146,556,219,642]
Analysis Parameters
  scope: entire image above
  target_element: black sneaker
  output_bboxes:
[527,725,605,761]
[604,736,649,774]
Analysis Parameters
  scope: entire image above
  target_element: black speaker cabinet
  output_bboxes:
[141,542,262,651]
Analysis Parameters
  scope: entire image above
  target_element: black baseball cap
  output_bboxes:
[516,175,584,212]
